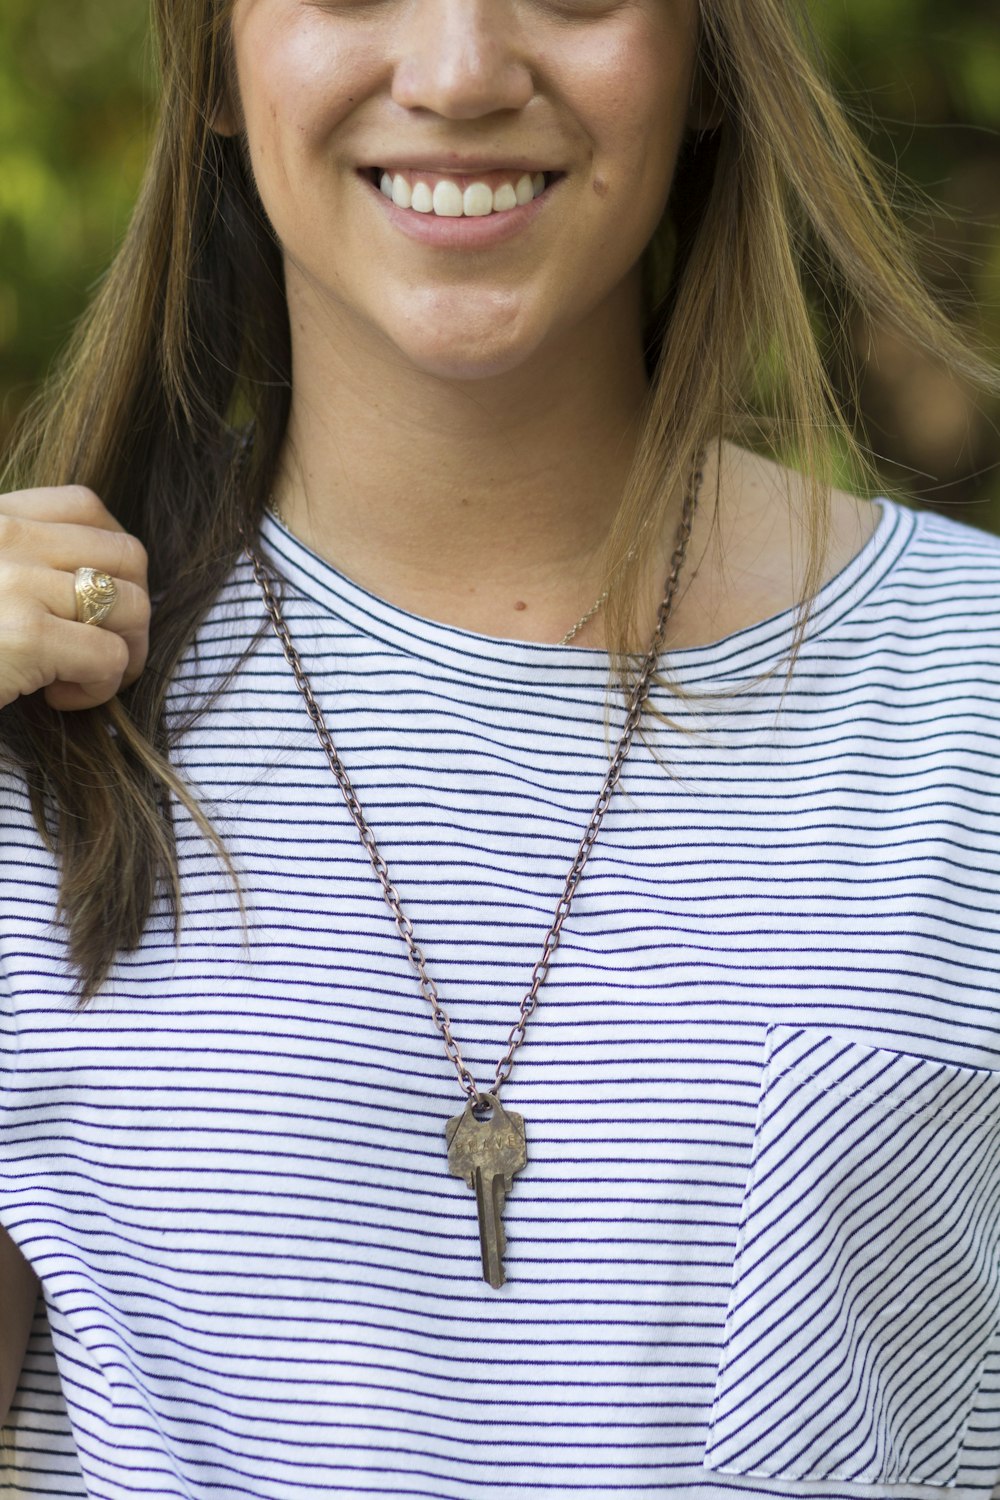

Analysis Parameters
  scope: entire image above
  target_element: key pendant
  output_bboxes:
[446,1092,527,1288]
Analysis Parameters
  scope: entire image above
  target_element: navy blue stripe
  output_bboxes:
[3,499,1000,1498]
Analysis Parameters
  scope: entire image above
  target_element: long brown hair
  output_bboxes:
[2,0,997,1005]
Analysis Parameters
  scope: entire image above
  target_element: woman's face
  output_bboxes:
[221,0,702,382]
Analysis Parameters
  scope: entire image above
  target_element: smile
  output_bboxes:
[365,167,559,219]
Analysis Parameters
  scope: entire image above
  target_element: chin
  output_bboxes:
[379,287,547,381]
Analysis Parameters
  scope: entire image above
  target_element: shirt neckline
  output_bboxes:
[256,497,914,686]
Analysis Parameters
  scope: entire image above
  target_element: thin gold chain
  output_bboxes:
[250,454,704,1107]
[558,585,612,647]
[268,496,625,649]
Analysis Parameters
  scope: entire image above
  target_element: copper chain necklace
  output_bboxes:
[245,455,704,1286]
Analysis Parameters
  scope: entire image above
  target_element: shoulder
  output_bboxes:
[862,500,1000,640]
[692,446,1000,692]
[676,443,1000,652]
[677,445,881,647]
[724,441,1000,613]
[0,764,59,935]
[895,500,1000,574]
[0,762,45,836]
[808,501,1000,755]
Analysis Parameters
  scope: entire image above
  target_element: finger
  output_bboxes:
[0,564,150,702]
[60,570,150,689]
[35,615,132,712]
[0,561,148,633]
[0,514,147,590]
[0,484,126,532]
[6,564,148,637]
[44,678,131,712]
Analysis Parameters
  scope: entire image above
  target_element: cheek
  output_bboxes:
[573,14,697,212]
[232,9,377,184]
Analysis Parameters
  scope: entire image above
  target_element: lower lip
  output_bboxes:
[361,172,559,248]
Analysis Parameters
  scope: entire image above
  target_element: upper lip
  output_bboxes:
[364,155,559,175]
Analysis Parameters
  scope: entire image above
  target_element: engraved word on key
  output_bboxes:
[446,1092,527,1288]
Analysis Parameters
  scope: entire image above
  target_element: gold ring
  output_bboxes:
[74,568,118,627]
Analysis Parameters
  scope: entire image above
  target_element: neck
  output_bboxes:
[272,269,653,645]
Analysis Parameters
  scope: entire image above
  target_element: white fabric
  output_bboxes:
[1,497,999,1500]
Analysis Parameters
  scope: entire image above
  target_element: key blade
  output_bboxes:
[474,1168,507,1289]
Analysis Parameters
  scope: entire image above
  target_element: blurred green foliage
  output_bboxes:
[814,0,1000,527]
[0,0,998,527]
[0,0,151,431]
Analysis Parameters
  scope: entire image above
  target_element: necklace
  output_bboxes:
[249,454,703,1286]
[558,586,610,646]
[268,496,622,648]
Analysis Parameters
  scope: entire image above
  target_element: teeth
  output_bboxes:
[515,173,535,206]
[411,181,433,213]
[463,182,494,217]
[376,169,551,217]
[432,179,464,217]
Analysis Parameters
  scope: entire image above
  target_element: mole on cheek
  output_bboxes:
[514,601,527,612]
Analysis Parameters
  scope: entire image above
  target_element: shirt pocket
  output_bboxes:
[704,1024,1000,1488]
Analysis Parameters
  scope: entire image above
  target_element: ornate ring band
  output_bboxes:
[74,568,118,627]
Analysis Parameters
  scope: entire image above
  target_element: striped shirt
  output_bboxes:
[1,496,999,1500]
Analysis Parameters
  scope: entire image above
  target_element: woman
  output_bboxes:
[1,0,998,1495]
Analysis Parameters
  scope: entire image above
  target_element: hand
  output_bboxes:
[0,485,150,712]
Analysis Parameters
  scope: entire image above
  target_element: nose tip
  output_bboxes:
[391,26,534,120]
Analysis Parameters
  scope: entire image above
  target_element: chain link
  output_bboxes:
[247,454,704,1107]
[558,584,612,646]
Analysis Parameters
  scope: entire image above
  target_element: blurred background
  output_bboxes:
[0,0,998,531]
